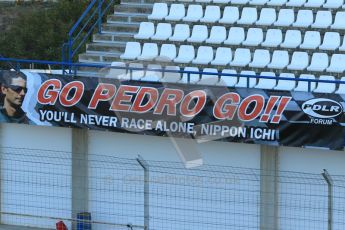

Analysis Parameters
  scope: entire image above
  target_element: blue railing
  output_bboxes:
[62,0,115,69]
[1,57,344,93]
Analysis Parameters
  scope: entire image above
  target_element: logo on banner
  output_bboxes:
[302,98,343,125]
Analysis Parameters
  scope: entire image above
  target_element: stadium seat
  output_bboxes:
[293,10,313,27]
[192,46,214,65]
[249,49,270,68]
[300,31,321,49]
[128,63,145,80]
[256,8,276,26]
[274,73,296,91]
[267,0,288,6]
[169,24,190,42]
[187,25,208,43]
[151,23,172,41]
[200,6,221,23]
[156,44,177,62]
[218,69,238,87]
[326,54,345,73]
[287,52,309,71]
[335,77,345,94]
[313,76,336,93]
[319,32,341,51]
[213,0,231,3]
[242,28,263,46]
[134,22,155,40]
[106,62,127,79]
[261,29,283,47]
[267,50,289,69]
[294,74,316,92]
[232,0,250,4]
[250,0,269,5]
[174,45,195,63]
[236,71,257,88]
[307,53,329,72]
[224,27,245,45]
[120,42,141,60]
[148,3,168,20]
[162,66,181,83]
[274,9,295,26]
[331,12,345,29]
[142,64,163,82]
[280,30,302,48]
[195,0,212,3]
[237,8,258,25]
[211,47,232,66]
[181,67,200,83]
[255,72,277,89]
[165,4,185,21]
[219,7,240,24]
[183,5,203,22]
[304,0,325,7]
[311,11,332,28]
[230,48,251,67]
[137,43,158,61]
[206,26,227,44]
[198,68,219,85]
[323,0,343,8]
[286,0,306,6]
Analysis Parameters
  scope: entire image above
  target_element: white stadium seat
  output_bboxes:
[249,49,270,68]
[293,10,313,28]
[134,22,154,40]
[142,64,162,82]
[169,24,190,42]
[255,72,277,89]
[323,0,343,8]
[242,28,264,46]
[300,31,321,50]
[304,0,325,8]
[307,53,329,72]
[196,0,212,3]
[156,44,177,62]
[219,7,240,24]
[319,32,341,51]
[236,71,257,88]
[262,29,283,47]
[181,67,200,83]
[192,46,214,65]
[326,54,345,73]
[286,0,306,7]
[137,43,158,61]
[187,25,208,43]
[200,6,221,23]
[218,69,238,87]
[311,11,332,28]
[151,23,172,41]
[274,73,296,91]
[106,62,127,79]
[267,50,289,69]
[120,42,141,60]
[224,27,245,45]
[267,0,288,6]
[128,63,145,80]
[174,45,195,64]
[313,76,336,93]
[281,30,302,48]
[250,0,269,5]
[232,0,250,4]
[213,0,231,3]
[331,12,345,29]
[230,48,251,67]
[294,74,316,92]
[198,68,219,85]
[287,52,309,71]
[148,3,168,20]
[335,77,345,94]
[274,9,295,26]
[256,8,277,26]
[165,4,185,21]
[237,7,258,25]
[162,66,181,83]
[183,5,203,22]
[206,26,227,44]
[211,47,232,66]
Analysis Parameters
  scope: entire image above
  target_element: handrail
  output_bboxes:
[62,0,115,68]
[1,57,345,93]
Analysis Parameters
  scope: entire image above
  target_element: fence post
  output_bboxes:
[322,169,333,230]
[137,155,149,230]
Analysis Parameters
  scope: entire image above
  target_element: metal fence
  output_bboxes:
[0,147,344,230]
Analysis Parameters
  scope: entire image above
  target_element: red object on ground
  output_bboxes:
[56,221,68,230]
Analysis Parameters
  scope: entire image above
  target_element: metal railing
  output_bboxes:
[61,0,115,69]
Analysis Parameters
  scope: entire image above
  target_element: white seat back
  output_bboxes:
[106,62,127,79]
[198,68,219,85]
[331,12,345,29]
[313,76,336,93]
[237,7,258,25]
[148,3,168,20]
[319,32,341,51]
[242,28,263,46]
[211,47,232,66]
[326,54,345,73]
[307,53,329,72]
[300,31,321,49]
[249,49,270,68]
[262,29,282,47]
[287,52,309,71]
[224,27,245,45]
[134,22,154,39]
[157,44,177,62]
[120,42,141,60]
[231,49,251,67]
[237,71,257,88]
[274,9,294,26]
[151,23,172,41]
[255,72,277,89]
[183,5,203,22]
[294,74,316,92]
[162,66,181,83]
[335,77,345,94]
[218,69,238,87]
[200,6,221,23]
[174,45,195,64]
[165,4,185,21]
[293,10,313,27]
[187,25,208,43]
[311,11,332,28]
[286,0,306,6]
[323,0,343,8]
[256,8,276,26]
[305,0,325,7]
[219,7,239,24]
[192,46,214,65]
[169,24,190,42]
[181,67,200,83]
[274,73,296,91]
[281,30,302,48]
[206,26,227,44]
[267,50,289,69]
[137,43,158,61]
[268,0,288,6]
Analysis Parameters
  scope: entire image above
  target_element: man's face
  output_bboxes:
[1,77,27,107]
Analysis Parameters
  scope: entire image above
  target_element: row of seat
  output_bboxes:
[148,4,345,29]
[120,42,345,73]
[135,23,345,51]
[107,62,345,93]
[170,0,345,8]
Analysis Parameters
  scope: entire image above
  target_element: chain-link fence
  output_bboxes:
[0,147,344,230]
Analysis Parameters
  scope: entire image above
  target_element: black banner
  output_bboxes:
[1,70,345,150]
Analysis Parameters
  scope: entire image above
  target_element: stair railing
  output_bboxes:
[62,0,115,73]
